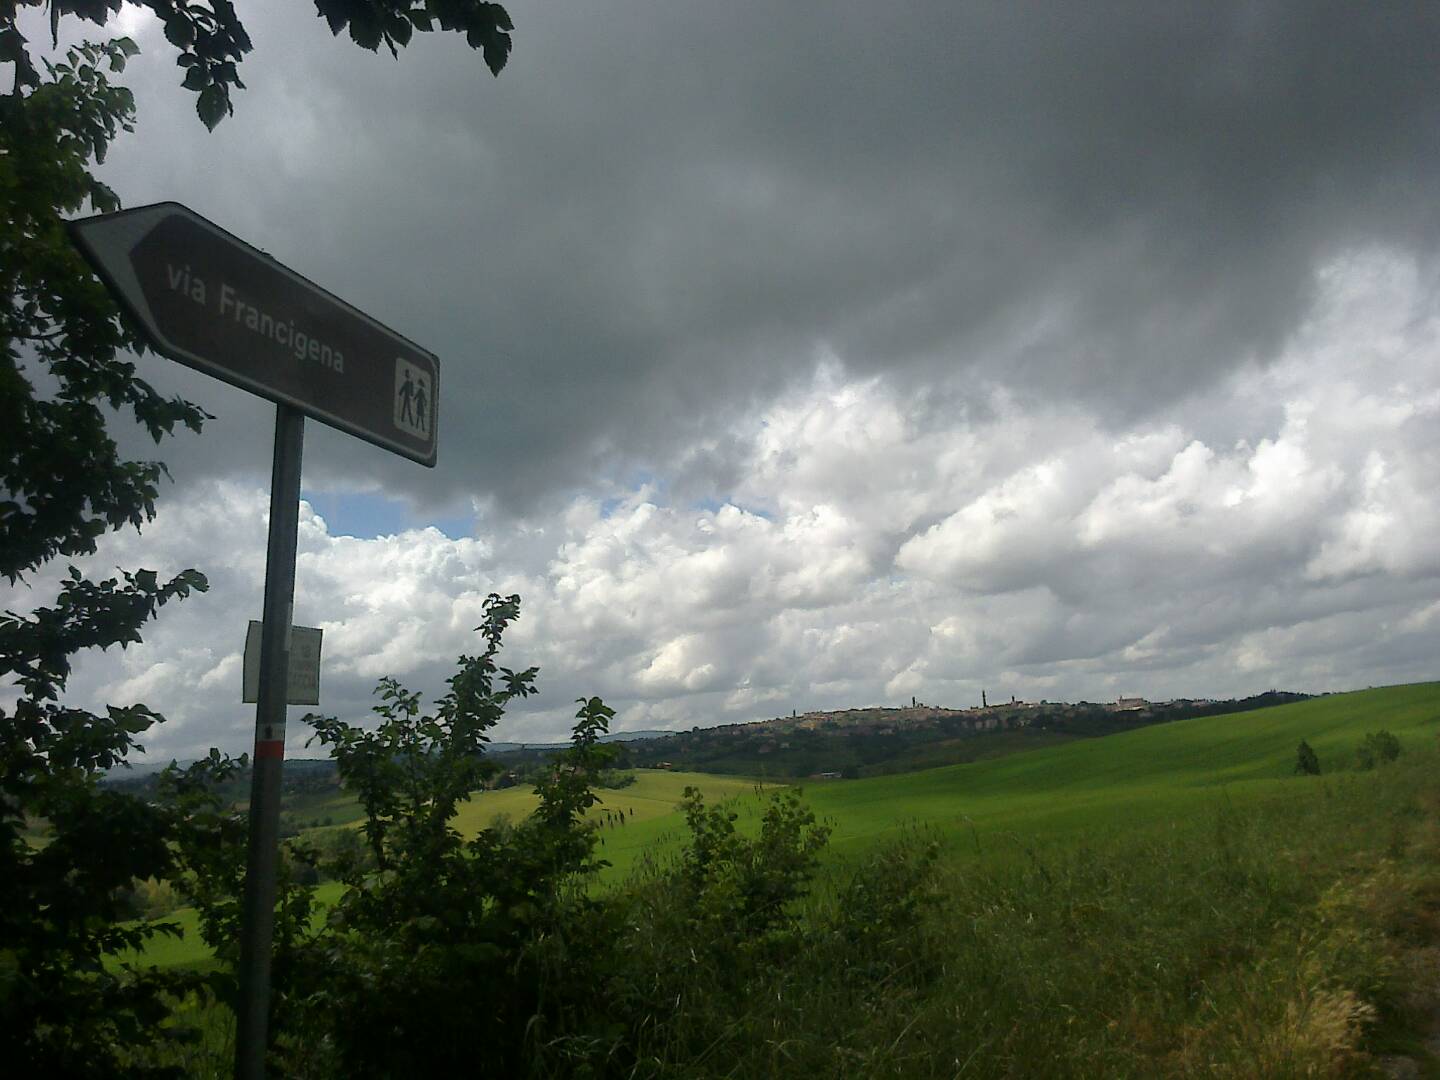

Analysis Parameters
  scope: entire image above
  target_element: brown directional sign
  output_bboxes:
[69,201,438,466]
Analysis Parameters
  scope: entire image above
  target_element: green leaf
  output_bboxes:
[468,26,511,76]
[181,66,208,91]
[163,17,195,49]
[487,3,514,33]
[196,84,227,130]
[349,12,384,51]
[0,26,25,66]
[319,1,348,35]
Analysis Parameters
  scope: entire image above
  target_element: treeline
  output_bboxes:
[101,691,1315,807]
[597,690,1314,779]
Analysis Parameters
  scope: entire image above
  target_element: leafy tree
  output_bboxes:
[3,0,515,128]
[1294,739,1321,776]
[1,37,206,579]
[1,0,522,1069]
[261,594,620,1076]
[0,37,228,1077]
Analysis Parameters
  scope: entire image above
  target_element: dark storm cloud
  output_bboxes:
[94,1,1440,511]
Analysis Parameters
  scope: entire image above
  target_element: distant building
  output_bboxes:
[1113,697,1147,712]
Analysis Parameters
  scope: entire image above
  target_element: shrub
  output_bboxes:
[1295,740,1321,776]
[266,595,618,1077]
[675,785,831,945]
[129,877,183,920]
[596,768,637,789]
[577,784,836,1076]
[1358,730,1402,770]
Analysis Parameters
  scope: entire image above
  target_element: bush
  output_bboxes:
[129,876,183,920]
[1295,739,1321,776]
[1358,730,1402,770]
[596,768,637,789]
[267,595,619,1077]
[306,824,372,881]
[675,785,831,944]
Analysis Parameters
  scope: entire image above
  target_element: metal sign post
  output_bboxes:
[68,202,441,1080]
[234,403,304,1080]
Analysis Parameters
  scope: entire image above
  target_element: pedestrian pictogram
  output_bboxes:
[394,356,433,439]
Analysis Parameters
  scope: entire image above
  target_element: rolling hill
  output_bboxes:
[121,681,1440,963]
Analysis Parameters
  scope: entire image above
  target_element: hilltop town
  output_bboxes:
[524,690,1313,780]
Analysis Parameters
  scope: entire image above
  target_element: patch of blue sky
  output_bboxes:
[595,473,774,521]
[303,489,473,540]
[680,496,775,521]
[598,471,668,518]
[625,467,661,490]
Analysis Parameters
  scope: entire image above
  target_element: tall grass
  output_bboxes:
[127,690,1440,1077]
[595,751,1440,1078]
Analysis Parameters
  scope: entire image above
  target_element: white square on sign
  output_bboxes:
[394,358,432,438]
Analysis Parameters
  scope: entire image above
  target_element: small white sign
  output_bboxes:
[242,621,322,705]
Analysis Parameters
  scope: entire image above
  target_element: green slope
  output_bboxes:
[591,686,1434,874]
[451,770,780,880]
[450,769,773,834]
[115,684,1440,968]
[798,682,1440,852]
[113,882,346,971]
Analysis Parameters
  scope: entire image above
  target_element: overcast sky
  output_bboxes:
[13,2,1440,760]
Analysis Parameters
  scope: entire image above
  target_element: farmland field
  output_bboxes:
[450,767,772,836]
[804,681,1440,849]
[121,683,1440,984]
[586,682,1440,876]
[120,772,770,968]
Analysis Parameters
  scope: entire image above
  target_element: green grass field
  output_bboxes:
[114,882,346,971]
[493,684,1425,897]
[106,683,1440,1076]
[119,684,1440,973]
[450,768,771,836]
[592,683,1440,879]
[119,772,769,968]
[797,682,1440,851]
